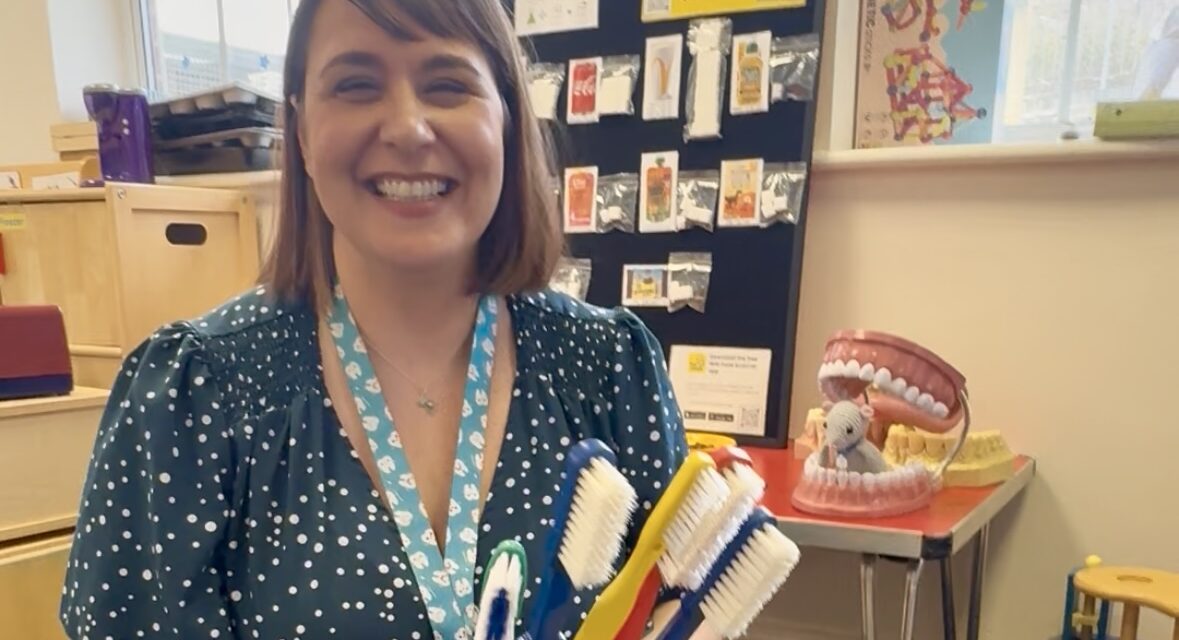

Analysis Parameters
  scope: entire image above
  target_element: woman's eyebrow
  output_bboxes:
[319,50,384,77]
[421,53,481,75]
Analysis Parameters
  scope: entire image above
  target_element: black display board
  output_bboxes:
[511,1,825,448]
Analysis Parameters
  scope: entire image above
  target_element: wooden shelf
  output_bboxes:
[0,187,105,204]
[0,387,109,420]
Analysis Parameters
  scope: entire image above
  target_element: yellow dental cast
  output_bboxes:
[882,425,1015,487]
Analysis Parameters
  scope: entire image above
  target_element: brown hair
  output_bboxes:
[260,0,564,310]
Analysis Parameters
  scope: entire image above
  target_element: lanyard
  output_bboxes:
[328,285,496,639]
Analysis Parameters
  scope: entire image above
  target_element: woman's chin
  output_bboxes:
[363,240,473,276]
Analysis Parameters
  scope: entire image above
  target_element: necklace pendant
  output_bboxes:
[417,394,436,415]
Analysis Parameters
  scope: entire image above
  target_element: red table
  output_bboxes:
[745,448,1036,640]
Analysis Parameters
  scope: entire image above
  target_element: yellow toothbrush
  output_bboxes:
[573,452,726,639]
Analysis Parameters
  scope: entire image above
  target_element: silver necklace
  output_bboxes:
[361,332,472,416]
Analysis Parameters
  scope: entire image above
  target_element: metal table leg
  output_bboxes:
[967,524,991,640]
[861,554,877,640]
[901,559,926,640]
[941,558,957,640]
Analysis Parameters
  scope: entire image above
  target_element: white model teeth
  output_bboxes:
[891,377,908,397]
[375,178,448,201]
[820,360,950,419]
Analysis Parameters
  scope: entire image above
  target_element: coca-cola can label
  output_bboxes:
[566,57,601,124]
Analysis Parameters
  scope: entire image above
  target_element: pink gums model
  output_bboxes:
[792,330,972,518]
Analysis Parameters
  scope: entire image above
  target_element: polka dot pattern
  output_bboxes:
[60,286,688,639]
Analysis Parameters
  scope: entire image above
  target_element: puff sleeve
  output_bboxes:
[608,310,689,526]
[60,324,238,639]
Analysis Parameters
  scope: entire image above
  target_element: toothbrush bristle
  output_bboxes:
[700,524,801,639]
[559,457,638,588]
[658,464,757,590]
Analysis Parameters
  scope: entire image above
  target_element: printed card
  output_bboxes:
[0,171,20,190]
[730,31,772,115]
[718,158,764,227]
[642,34,683,121]
[622,264,670,307]
[567,57,602,125]
[563,166,599,233]
[639,150,679,233]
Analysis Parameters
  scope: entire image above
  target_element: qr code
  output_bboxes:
[740,407,761,432]
[646,0,670,12]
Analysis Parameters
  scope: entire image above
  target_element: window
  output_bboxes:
[137,0,300,100]
[997,0,1179,142]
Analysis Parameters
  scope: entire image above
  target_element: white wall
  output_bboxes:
[0,0,138,165]
[0,0,61,164]
[751,153,1179,640]
[45,0,139,120]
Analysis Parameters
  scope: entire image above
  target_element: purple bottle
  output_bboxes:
[83,84,155,184]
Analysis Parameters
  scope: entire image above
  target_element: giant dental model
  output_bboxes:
[792,330,972,518]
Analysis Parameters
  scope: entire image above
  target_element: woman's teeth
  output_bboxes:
[372,178,450,201]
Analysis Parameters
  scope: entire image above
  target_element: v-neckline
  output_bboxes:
[310,295,522,547]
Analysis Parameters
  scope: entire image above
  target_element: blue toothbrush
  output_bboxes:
[524,438,638,639]
[657,507,801,640]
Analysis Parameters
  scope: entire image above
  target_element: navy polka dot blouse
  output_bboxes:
[59,286,688,639]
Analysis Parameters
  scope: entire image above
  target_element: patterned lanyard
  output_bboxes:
[328,285,496,639]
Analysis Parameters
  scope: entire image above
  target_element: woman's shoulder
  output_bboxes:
[509,289,667,377]
[116,285,319,402]
[185,284,312,339]
[510,288,651,343]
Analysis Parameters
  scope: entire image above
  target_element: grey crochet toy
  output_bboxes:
[822,400,889,474]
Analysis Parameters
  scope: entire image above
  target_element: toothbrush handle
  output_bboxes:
[574,547,660,639]
[656,602,705,640]
[655,582,709,640]
[614,568,662,640]
[527,568,577,639]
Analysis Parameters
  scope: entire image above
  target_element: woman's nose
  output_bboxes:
[377,88,436,152]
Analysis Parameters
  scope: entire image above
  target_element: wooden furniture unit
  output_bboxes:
[0,183,259,388]
[0,534,73,640]
[0,388,109,640]
[0,387,109,543]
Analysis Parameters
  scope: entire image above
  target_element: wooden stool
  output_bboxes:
[1073,560,1179,640]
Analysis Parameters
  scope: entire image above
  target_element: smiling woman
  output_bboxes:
[58,1,688,639]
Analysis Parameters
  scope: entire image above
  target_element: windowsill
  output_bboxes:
[813,138,1179,171]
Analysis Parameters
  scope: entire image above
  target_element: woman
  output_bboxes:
[59,0,686,638]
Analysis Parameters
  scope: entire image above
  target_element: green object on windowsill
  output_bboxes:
[1094,100,1179,140]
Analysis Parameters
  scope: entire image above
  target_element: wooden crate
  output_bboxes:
[49,121,97,156]
[0,534,73,640]
[0,387,108,544]
[0,183,259,384]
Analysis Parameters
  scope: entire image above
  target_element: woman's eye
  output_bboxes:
[334,78,380,97]
[427,79,470,94]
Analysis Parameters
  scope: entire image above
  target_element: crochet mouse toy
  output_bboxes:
[822,400,889,474]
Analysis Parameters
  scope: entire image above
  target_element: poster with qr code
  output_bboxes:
[669,345,772,437]
[642,0,805,23]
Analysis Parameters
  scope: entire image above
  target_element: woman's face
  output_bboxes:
[298,0,506,277]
